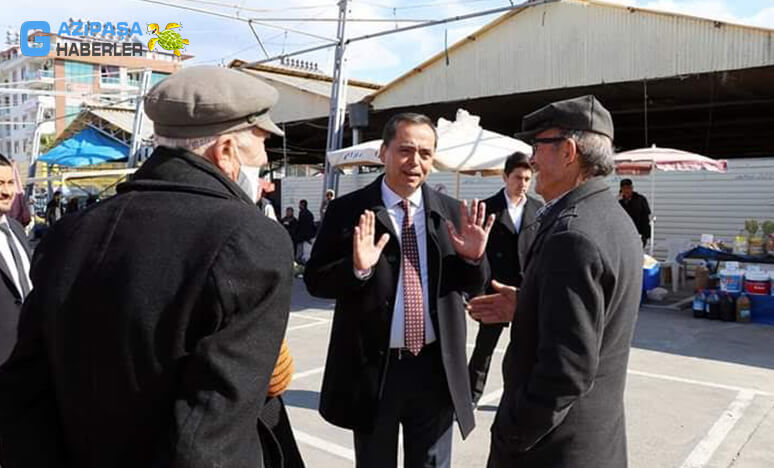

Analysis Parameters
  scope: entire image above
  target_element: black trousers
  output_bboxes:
[468,323,506,404]
[354,343,454,468]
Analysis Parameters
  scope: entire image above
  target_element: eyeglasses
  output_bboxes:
[531,137,568,154]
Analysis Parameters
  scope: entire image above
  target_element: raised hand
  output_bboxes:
[446,199,495,261]
[353,210,390,271]
[467,280,518,324]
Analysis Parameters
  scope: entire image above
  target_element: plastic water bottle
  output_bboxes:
[705,290,721,320]
[720,293,736,322]
[736,293,752,323]
[692,290,706,318]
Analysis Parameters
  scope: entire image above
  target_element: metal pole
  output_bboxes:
[128,69,151,168]
[323,0,349,201]
[27,101,45,192]
[650,160,655,256]
[282,122,288,177]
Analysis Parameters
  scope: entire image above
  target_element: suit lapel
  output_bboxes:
[9,219,31,259]
[421,185,447,324]
[0,233,21,300]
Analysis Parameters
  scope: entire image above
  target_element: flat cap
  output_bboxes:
[516,95,613,142]
[144,65,284,138]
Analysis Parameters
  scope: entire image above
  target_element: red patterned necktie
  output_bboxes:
[400,200,424,356]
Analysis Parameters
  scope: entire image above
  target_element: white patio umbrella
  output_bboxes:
[326,139,383,168]
[614,145,728,255]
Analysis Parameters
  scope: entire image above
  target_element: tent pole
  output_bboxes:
[650,160,655,256]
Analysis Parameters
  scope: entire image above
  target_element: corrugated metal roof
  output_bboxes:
[368,0,774,110]
[255,71,375,103]
[91,107,153,140]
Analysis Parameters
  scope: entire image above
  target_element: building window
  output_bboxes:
[127,72,141,87]
[151,72,169,86]
[65,61,94,84]
[100,65,120,85]
[65,106,81,126]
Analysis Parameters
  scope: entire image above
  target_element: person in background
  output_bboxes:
[467,151,542,406]
[44,190,62,226]
[469,95,642,468]
[280,207,299,245]
[0,153,32,366]
[0,65,293,468]
[619,178,651,247]
[320,188,335,221]
[295,199,316,264]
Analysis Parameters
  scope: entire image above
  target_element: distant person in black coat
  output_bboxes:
[619,178,651,247]
[469,95,642,468]
[280,207,299,243]
[295,199,316,263]
[468,152,542,405]
[0,153,32,366]
[0,66,294,468]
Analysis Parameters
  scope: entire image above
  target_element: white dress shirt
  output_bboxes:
[380,180,437,348]
[0,215,32,296]
[504,192,527,233]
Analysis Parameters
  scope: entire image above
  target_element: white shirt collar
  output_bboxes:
[0,214,8,226]
[504,191,526,211]
[381,178,423,210]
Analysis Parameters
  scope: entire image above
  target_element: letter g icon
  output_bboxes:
[20,21,51,57]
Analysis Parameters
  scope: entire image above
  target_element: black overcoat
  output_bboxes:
[489,178,642,468]
[0,218,31,364]
[0,147,293,468]
[304,176,489,438]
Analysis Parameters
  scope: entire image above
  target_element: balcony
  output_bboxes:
[27,69,55,89]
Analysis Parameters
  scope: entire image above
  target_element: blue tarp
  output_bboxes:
[39,127,127,167]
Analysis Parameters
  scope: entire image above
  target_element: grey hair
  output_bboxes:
[560,130,614,177]
[153,129,255,155]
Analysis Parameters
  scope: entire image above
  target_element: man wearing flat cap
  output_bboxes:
[0,66,294,468]
[468,95,642,468]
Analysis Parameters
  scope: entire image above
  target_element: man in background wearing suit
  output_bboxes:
[468,152,542,406]
[0,153,32,365]
[304,113,495,468]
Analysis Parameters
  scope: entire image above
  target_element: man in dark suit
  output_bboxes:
[468,152,542,405]
[0,153,32,366]
[0,66,293,468]
[304,113,495,468]
[469,95,642,468]
[295,199,316,263]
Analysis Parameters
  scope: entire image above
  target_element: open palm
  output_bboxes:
[446,199,495,261]
[353,210,390,271]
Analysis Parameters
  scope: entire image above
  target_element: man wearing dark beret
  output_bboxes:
[468,95,642,468]
[0,66,294,468]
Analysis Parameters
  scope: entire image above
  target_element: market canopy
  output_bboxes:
[614,146,727,175]
[39,127,128,167]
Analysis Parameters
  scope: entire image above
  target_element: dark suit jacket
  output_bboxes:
[0,218,31,364]
[490,178,642,468]
[0,146,293,468]
[482,190,542,293]
[304,176,489,438]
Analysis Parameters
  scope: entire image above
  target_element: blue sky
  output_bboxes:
[4,0,774,84]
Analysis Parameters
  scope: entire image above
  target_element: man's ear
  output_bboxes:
[208,135,240,181]
[378,145,387,163]
[563,138,579,167]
